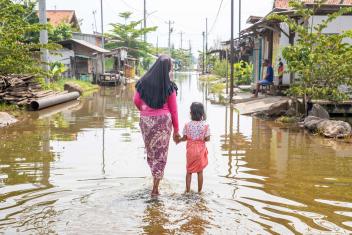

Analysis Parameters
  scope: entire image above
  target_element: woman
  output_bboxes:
[134,55,180,196]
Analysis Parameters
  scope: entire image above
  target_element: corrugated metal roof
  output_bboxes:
[59,39,110,54]
[71,39,110,53]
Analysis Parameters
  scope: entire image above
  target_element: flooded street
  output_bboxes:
[1,72,352,234]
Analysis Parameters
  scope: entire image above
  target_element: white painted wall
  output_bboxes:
[48,48,74,66]
[275,15,352,85]
[310,15,352,43]
[276,23,291,85]
[48,48,75,77]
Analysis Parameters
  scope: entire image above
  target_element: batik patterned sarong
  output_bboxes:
[140,114,172,179]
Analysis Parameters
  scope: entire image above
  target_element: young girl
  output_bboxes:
[179,102,210,193]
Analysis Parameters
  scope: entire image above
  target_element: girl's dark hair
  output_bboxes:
[190,102,206,121]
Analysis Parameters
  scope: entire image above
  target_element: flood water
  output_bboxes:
[1,72,352,234]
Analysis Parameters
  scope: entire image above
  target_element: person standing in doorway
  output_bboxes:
[134,55,180,197]
[253,59,274,98]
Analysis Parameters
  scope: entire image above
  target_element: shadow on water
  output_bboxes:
[0,72,351,234]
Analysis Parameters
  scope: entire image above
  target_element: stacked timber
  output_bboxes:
[0,75,67,106]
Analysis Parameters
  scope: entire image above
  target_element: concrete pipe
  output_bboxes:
[30,92,80,111]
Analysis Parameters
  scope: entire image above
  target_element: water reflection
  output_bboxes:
[221,105,352,233]
[0,72,351,234]
[142,200,171,234]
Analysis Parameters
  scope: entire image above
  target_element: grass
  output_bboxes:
[210,83,226,94]
[43,78,99,93]
[0,103,24,117]
[0,103,19,112]
[276,116,300,124]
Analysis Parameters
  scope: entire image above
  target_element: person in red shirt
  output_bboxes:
[278,61,284,85]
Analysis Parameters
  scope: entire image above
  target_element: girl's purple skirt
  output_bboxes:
[140,114,172,179]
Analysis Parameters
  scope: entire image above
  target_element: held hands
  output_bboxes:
[173,133,182,144]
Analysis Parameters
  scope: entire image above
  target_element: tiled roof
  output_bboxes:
[274,0,352,9]
[46,10,75,26]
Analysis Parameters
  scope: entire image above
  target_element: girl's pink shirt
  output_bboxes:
[133,91,179,133]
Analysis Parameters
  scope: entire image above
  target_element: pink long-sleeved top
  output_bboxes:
[133,91,179,133]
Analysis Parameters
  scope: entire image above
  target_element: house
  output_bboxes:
[72,32,104,47]
[38,10,81,32]
[49,39,110,80]
[234,0,352,86]
[105,47,138,79]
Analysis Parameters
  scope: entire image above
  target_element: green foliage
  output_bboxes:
[105,11,157,69]
[210,83,226,94]
[0,103,19,112]
[105,57,114,72]
[17,1,73,43]
[270,0,352,101]
[0,0,59,76]
[150,47,193,71]
[234,61,253,85]
[209,58,253,85]
[199,74,220,82]
[213,59,228,78]
[48,23,73,42]
[44,78,98,93]
[48,62,67,80]
[171,49,192,70]
[276,116,299,124]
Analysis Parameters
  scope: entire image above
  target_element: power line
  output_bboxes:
[120,0,143,13]
[209,0,224,34]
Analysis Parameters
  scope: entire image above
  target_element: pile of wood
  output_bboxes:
[0,75,64,106]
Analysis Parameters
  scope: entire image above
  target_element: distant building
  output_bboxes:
[72,32,103,47]
[37,10,81,32]
[225,0,352,86]
[49,39,110,80]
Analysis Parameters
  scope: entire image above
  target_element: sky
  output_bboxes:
[46,0,274,53]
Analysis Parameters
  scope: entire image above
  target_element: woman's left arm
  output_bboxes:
[167,91,179,134]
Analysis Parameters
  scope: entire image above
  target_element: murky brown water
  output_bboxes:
[1,72,352,234]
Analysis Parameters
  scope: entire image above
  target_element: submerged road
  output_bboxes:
[1,72,352,234]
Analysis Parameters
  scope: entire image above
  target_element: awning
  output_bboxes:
[58,39,110,54]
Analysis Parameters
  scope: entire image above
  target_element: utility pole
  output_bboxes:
[239,0,242,36]
[189,40,192,70]
[205,18,208,73]
[230,0,234,102]
[93,10,98,33]
[168,20,174,55]
[156,36,159,55]
[100,0,105,75]
[202,31,205,75]
[144,0,147,42]
[100,0,104,48]
[226,50,229,94]
[179,31,183,50]
[38,0,49,78]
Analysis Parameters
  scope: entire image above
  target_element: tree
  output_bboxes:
[21,1,73,43]
[48,23,73,42]
[171,49,192,70]
[270,0,352,102]
[0,0,58,75]
[105,11,157,68]
[234,61,253,85]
